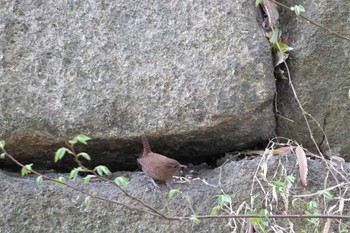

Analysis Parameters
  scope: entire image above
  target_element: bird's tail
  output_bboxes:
[141,135,151,155]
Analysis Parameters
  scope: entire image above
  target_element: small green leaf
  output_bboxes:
[259,209,270,218]
[36,176,43,185]
[292,198,298,208]
[114,176,129,187]
[69,134,91,145]
[269,29,282,44]
[168,189,181,199]
[306,200,318,210]
[340,227,349,233]
[255,0,263,7]
[190,215,201,224]
[290,4,305,16]
[211,206,221,215]
[21,163,33,176]
[318,190,333,199]
[217,194,232,207]
[0,153,5,159]
[83,175,96,185]
[69,167,83,179]
[55,148,68,162]
[272,180,286,187]
[0,140,5,149]
[55,176,65,185]
[95,165,111,176]
[285,175,296,184]
[84,196,92,206]
[78,152,91,161]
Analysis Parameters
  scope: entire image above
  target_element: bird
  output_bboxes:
[137,135,181,184]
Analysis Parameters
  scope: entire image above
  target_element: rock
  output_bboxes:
[1,156,349,232]
[0,0,275,170]
[276,0,350,160]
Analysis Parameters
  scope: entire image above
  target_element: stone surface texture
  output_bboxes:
[276,0,350,159]
[0,0,275,168]
[1,156,349,233]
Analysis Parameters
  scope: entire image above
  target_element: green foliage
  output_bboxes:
[317,190,333,199]
[77,152,91,161]
[211,206,221,215]
[84,196,92,206]
[306,200,318,210]
[55,176,66,186]
[69,167,83,179]
[95,165,111,176]
[36,176,43,185]
[0,140,5,149]
[83,175,96,185]
[0,153,5,159]
[217,194,232,207]
[69,134,91,145]
[114,176,129,187]
[168,189,181,199]
[285,175,296,184]
[340,227,349,233]
[290,5,305,16]
[55,148,69,162]
[190,215,201,224]
[21,163,33,176]
[255,0,263,7]
[291,198,298,208]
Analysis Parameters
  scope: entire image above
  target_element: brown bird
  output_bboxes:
[137,135,181,183]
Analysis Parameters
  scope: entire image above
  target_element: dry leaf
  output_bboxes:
[263,0,279,28]
[322,218,331,233]
[273,146,293,155]
[295,146,308,186]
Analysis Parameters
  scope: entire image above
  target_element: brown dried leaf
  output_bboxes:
[273,146,293,155]
[263,0,279,28]
[295,146,308,186]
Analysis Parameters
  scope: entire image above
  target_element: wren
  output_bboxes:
[137,135,180,183]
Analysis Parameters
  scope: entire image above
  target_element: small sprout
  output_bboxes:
[292,198,298,208]
[285,175,296,184]
[0,153,5,159]
[306,200,318,210]
[317,190,333,199]
[95,165,111,176]
[83,175,96,185]
[190,215,201,224]
[340,227,349,233]
[114,176,129,187]
[21,163,33,176]
[69,167,83,179]
[84,196,92,206]
[69,134,91,145]
[211,206,221,215]
[0,140,5,149]
[78,152,91,161]
[217,194,232,207]
[168,189,181,199]
[290,4,305,16]
[36,176,43,185]
[255,0,263,6]
[55,148,69,162]
[55,176,66,186]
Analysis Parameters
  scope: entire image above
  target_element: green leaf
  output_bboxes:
[290,4,305,16]
[168,189,181,199]
[114,176,129,187]
[21,163,33,176]
[217,194,232,207]
[84,196,92,206]
[292,198,298,208]
[340,227,349,233]
[78,152,91,161]
[55,148,68,162]
[272,180,286,187]
[0,153,5,159]
[285,175,296,184]
[83,175,96,185]
[0,140,5,149]
[55,176,66,185]
[259,209,270,218]
[69,167,83,179]
[306,200,318,210]
[69,134,91,145]
[95,165,111,176]
[36,176,43,185]
[190,215,201,224]
[269,29,282,44]
[255,0,263,7]
[211,206,221,215]
[318,190,333,199]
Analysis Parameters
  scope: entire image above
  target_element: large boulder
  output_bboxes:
[0,0,275,170]
[276,0,350,160]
